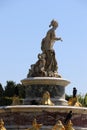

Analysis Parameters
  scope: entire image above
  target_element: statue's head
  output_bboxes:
[49,19,58,28]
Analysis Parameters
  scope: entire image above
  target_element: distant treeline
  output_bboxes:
[0,81,25,105]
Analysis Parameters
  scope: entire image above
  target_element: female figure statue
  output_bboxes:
[41,20,62,77]
[27,20,62,77]
[41,19,62,52]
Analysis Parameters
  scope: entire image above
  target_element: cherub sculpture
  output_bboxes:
[52,120,65,130]
[27,53,46,77]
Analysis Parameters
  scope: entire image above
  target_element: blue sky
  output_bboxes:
[0,0,87,95]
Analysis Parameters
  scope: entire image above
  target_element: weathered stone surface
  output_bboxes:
[21,77,70,105]
[21,77,70,86]
[27,20,62,78]
[0,106,87,130]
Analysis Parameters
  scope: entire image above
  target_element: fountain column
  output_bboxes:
[21,77,70,105]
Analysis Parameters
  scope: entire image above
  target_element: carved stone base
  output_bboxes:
[23,97,68,106]
[21,77,70,105]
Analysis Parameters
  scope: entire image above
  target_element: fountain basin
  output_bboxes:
[21,77,70,86]
[0,105,87,130]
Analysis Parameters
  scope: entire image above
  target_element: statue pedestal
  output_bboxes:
[21,77,70,105]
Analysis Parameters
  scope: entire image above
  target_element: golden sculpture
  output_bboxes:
[64,120,75,130]
[25,118,42,130]
[12,95,20,105]
[41,91,54,105]
[0,119,6,130]
[52,120,65,130]
[68,97,82,107]
[68,87,82,107]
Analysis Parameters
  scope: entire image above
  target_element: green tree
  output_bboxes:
[78,94,85,106]
[16,83,25,98]
[0,83,4,97]
[65,94,72,101]
[4,81,16,97]
[84,93,87,107]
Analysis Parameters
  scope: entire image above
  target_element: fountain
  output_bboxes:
[0,20,87,130]
[22,19,70,106]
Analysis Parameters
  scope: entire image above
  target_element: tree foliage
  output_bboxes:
[0,81,25,106]
[0,83,4,97]
[4,81,16,97]
[84,93,87,107]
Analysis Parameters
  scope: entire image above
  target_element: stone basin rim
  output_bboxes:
[21,77,70,86]
[0,105,87,114]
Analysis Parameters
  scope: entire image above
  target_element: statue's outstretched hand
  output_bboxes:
[56,37,63,42]
[59,37,63,42]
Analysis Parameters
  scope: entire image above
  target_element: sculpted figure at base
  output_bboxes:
[41,91,54,105]
[68,97,82,107]
[52,120,65,130]
[0,119,6,130]
[27,20,62,78]
[25,118,42,130]
[12,95,20,105]
[27,53,47,77]
[64,120,75,130]
[68,88,82,107]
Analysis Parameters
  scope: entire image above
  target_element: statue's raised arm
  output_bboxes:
[41,19,62,52]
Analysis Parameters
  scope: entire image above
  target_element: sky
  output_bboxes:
[0,0,87,95]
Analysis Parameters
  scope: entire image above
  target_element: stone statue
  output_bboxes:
[0,119,6,130]
[25,118,42,130]
[27,20,62,78]
[27,53,47,77]
[64,120,75,130]
[52,120,65,130]
[41,91,54,105]
[41,19,62,51]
